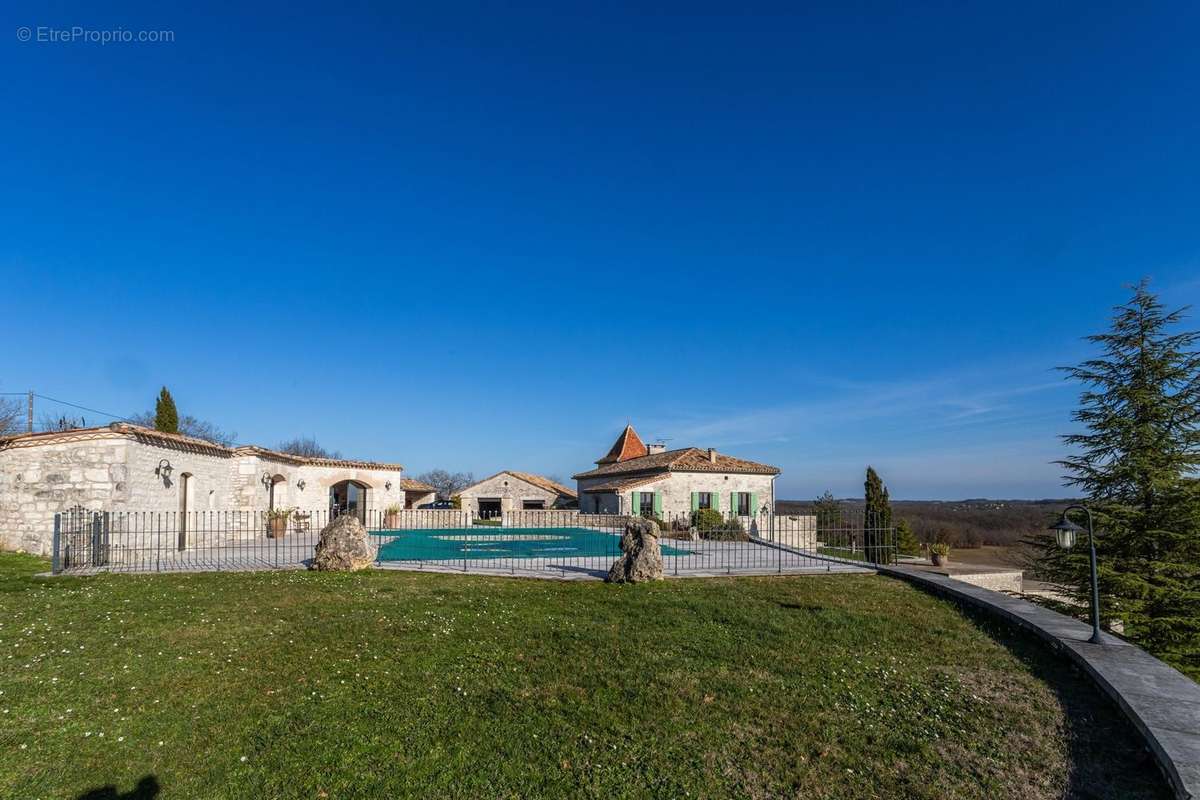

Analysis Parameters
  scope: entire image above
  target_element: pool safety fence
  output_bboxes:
[50,506,895,577]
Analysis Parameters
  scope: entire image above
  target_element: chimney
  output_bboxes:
[707,448,717,463]
[647,442,666,455]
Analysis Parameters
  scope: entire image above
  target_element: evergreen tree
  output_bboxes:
[896,518,920,556]
[863,466,893,564]
[154,387,179,434]
[813,490,842,533]
[1035,280,1200,677]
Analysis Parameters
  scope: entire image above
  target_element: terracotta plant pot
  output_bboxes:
[384,513,400,529]
[931,553,948,567]
[268,516,288,539]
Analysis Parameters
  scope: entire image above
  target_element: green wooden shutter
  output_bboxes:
[653,492,662,516]
[632,492,640,514]
[750,492,759,515]
[691,492,699,512]
[712,492,719,512]
[730,492,738,515]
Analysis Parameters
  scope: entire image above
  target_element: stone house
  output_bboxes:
[456,471,578,517]
[572,425,779,522]
[0,423,436,555]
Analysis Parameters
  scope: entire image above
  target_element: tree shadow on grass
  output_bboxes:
[949,601,1170,800]
[75,775,160,800]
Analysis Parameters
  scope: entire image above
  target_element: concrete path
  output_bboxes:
[877,564,1200,800]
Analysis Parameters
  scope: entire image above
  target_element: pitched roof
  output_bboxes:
[506,471,578,499]
[460,470,577,499]
[580,474,669,493]
[0,423,404,471]
[595,424,648,464]
[398,478,436,492]
[573,447,779,481]
[232,445,404,472]
[0,422,233,457]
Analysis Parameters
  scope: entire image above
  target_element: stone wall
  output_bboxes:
[576,472,776,519]
[501,509,580,528]
[383,509,472,529]
[766,514,818,550]
[0,429,412,556]
[458,473,563,516]
[0,436,129,554]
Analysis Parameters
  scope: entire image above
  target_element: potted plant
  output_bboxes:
[930,541,950,567]
[383,503,403,529]
[267,507,292,539]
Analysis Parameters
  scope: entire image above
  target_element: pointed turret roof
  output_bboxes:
[595,424,649,465]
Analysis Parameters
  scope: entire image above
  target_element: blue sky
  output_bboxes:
[2,2,1198,499]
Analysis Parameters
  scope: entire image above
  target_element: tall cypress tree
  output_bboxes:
[154,387,179,434]
[863,466,893,563]
[1036,280,1200,676]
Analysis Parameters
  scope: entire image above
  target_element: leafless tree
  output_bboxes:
[39,414,86,432]
[415,469,475,500]
[275,436,341,459]
[0,397,23,436]
[129,411,237,447]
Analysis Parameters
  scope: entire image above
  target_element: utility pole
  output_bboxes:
[26,390,32,433]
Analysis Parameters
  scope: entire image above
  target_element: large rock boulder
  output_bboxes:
[606,517,664,583]
[310,514,374,571]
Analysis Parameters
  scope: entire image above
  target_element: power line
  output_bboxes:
[26,393,132,423]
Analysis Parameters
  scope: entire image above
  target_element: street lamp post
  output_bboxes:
[1047,504,1103,644]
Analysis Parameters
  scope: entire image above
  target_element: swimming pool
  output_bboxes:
[372,526,692,561]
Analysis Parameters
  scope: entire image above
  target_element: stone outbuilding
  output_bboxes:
[573,425,779,522]
[0,423,435,555]
[456,471,578,517]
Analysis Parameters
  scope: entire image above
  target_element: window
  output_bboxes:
[697,492,713,510]
[639,492,655,515]
[522,499,545,510]
[736,492,751,516]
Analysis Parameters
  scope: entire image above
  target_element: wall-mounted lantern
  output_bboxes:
[385,481,393,491]
[261,472,273,488]
[297,479,306,491]
[155,459,173,481]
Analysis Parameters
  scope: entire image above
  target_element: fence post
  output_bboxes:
[51,513,62,574]
[90,513,102,567]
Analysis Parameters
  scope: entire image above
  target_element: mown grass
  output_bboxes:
[0,553,1167,799]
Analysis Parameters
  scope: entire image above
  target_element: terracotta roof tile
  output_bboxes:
[505,471,578,499]
[580,474,668,493]
[0,423,405,471]
[595,425,649,464]
[573,447,779,480]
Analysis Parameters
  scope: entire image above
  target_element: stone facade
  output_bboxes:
[572,425,781,535]
[457,471,576,517]
[0,424,430,556]
[576,471,776,519]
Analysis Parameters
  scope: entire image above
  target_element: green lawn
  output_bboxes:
[0,553,1167,799]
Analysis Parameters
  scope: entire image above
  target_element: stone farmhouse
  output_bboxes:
[456,471,578,517]
[0,423,435,555]
[573,425,779,520]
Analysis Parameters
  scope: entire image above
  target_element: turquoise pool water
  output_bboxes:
[373,526,692,561]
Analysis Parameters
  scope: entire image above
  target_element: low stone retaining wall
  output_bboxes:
[387,509,471,529]
[948,569,1023,594]
[877,564,1200,800]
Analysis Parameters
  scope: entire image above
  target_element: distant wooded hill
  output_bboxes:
[776,498,1076,547]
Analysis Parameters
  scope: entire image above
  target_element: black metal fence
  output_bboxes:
[51,506,895,577]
